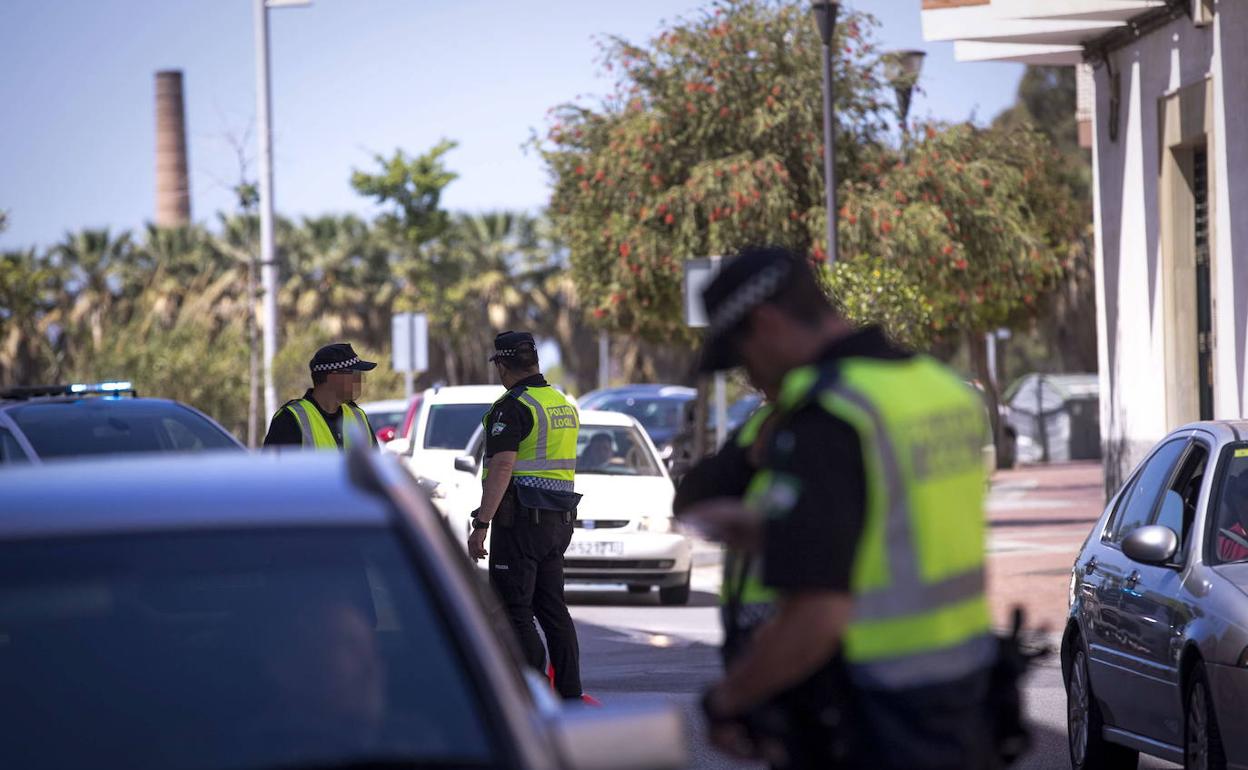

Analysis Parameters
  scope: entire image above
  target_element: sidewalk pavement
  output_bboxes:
[986,461,1106,634]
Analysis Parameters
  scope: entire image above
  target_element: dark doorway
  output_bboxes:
[1193,146,1214,420]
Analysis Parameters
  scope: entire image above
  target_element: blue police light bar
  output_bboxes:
[69,381,134,394]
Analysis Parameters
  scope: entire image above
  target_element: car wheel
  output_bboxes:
[1185,665,1227,770]
[1067,645,1138,770]
[658,572,691,606]
[627,584,650,595]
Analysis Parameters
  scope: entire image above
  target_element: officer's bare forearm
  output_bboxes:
[713,591,853,715]
[478,452,517,521]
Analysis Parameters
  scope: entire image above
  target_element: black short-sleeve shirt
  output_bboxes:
[483,375,548,457]
[759,327,911,594]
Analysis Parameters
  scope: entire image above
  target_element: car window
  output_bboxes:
[1211,445,1248,564]
[0,427,31,464]
[0,527,495,769]
[576,426,661,476]
[1154,442,1209,554]
[366,410,407,431]
[594,397,685,434]
[423,403,490,449]
[1105,438,1188,545]
[9,401,239,458]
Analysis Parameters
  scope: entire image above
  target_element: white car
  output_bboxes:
[450,409,693,605]
[384,384,504,491]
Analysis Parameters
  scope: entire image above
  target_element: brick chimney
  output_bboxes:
[155,70,191,226]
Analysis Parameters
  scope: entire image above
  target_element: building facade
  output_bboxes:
[922,0,1248,493]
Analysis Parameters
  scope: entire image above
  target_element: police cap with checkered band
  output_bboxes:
[309,342,377,374]
[489,330,537,363]
[698,245,813,373]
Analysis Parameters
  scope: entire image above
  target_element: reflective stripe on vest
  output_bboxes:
[747,356,993,690]
[719,403,779,615]
[482,386,579,482]
[285,399,369,450]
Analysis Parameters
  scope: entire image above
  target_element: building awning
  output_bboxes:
[921,0,1169,65]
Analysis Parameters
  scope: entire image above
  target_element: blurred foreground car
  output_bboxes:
[0,381,241,464]
[1063,420,1248,770]
[451,410,692,604]
[0,448,686,770]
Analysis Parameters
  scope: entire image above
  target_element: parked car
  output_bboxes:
[0,381,242,464]
[1063,419,1248,769]
[578,385,693,463]
[0,447,686,770]
[384,384,504,485]
[358,397,412,443]
[450,410,693,604]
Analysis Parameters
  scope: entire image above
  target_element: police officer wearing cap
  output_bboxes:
[468,331,584,700]
[680,246,998,769]
[263,342,379,450]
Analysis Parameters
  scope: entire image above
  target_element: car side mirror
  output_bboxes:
[454,455,478,475]
[550,702,686,770]
[1122,523,1180,566]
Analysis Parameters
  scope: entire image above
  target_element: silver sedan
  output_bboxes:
[1063,420,1248,770]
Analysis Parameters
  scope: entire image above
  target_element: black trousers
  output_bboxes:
[488,517,582,699]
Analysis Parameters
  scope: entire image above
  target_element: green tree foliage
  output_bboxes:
[993,65,1096,374]
[539,0,892,340]
[352,140,458,247]
[839,123,1068,343]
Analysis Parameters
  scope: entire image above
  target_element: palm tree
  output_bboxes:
[53,228,134,353]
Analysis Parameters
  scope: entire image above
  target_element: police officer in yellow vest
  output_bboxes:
[467,331,584,700]
[682,247,998,769]
[263,343,378,450]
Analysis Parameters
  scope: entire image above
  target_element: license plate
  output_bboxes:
[567,541,623,557]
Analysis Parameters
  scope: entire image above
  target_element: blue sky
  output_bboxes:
[0,1,1022,250]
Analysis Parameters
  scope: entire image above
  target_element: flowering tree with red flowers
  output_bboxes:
[538,0,892,341]
[539,0,1073,403]
[834,121,1069,457]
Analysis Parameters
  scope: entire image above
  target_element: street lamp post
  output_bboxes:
[884,49,926,142]
[811,1,839,264]
[253,0,310,422]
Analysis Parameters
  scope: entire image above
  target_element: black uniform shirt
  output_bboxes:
[262,389,377,448]
[483,374,548,458]
[760,326,911,593]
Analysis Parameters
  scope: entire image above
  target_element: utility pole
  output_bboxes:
[254,0,279,421]
[812,1,840,264]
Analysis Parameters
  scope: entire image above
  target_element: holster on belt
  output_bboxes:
[512,483,582,525]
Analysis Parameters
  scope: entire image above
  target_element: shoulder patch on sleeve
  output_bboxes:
[491,421,508,437]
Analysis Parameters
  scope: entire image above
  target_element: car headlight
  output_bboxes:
[638,515,674,533]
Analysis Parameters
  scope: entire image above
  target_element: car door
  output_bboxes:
[1084,435,1190,737]
[1113,437,1209,746]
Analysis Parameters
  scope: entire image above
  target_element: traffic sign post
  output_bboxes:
[683,258,728,450]
[391,312,428,399]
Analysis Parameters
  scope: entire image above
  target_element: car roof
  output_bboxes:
[1180,421,1248,442]
[421,384,505,405]
[1,395,189,411]
[584,384,695,401]
[0,451,395,539]
[578,408,643,428]
[358,398,410,412]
